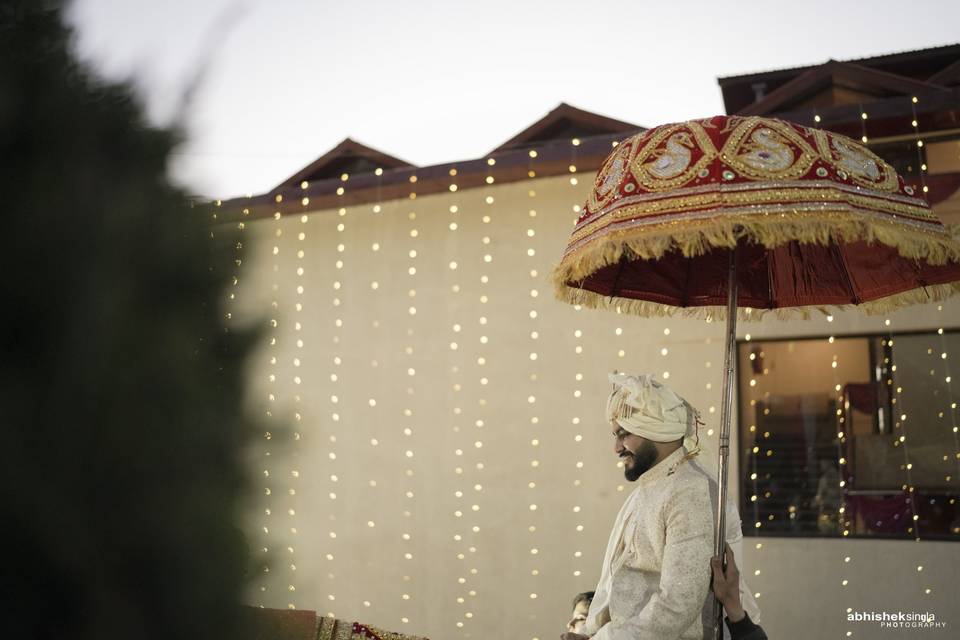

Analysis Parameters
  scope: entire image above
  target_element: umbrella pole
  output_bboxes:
[712,246,739,640]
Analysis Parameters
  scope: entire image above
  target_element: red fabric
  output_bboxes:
[844,383,879,415]
[353,623,382,639]
[579,238,960,309]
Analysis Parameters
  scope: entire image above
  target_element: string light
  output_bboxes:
[553,149,609,617]
[525,155,543,619]
[910,97,929,197]
[446,163,469,633]
[221,199,268,599]
[825,326,854,640]
[567,154,593,586]
[885,319,921,541]
[858,105,869,144]
[935,308,960,545]
[324,179,349,616]
[281,196,312,609]
[225,203,248,326]
[259,198,285,604]
[460,158,498,634]
[399,168,417,627]
[744,342,768,535]
[740,331,764,600]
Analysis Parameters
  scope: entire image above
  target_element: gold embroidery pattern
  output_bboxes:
[813,129,899,192]
[567,210,943,264]
[565,187,943,259]
[716,116,745,135]
[336,621,354,640]
[318,617,337,640]
[569,204,940,255]
[631,122,718,191]
[353,625,426,640]
[720,117,817,181]
[317,618,428,640]
[588,134,640,212]
[570,180,935,243]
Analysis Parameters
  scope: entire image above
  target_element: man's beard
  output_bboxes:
[622,440,658,481]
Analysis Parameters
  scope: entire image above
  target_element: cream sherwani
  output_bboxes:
[583,448,761,640]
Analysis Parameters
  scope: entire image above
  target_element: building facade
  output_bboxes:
[215,47,960,640]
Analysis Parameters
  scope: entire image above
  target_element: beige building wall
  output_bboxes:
[223,167,960,640]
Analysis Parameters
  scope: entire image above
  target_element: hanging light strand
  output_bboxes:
[910,97,929,198]
[887,326,922,541]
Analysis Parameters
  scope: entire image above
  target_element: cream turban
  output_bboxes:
[606,373,700,443]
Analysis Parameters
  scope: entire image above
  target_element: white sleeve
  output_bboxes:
[581,579,610,638]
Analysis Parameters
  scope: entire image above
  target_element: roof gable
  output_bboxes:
[492,103,642,152]
[738,60,948,116]
[927,58,960,86]
[277,138,414,189]
[719,43,960,114]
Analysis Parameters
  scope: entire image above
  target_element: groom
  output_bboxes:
[562,373,759,640]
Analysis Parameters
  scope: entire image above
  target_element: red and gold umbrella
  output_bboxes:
[551,114,960,637]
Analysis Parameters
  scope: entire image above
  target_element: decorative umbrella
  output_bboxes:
[551,114,960,638]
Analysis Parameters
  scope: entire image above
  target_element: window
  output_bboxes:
[737,331,960,540]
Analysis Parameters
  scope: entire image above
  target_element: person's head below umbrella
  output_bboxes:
[606,372,702,480]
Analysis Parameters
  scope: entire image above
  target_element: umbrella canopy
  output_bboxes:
[552,115,960,316]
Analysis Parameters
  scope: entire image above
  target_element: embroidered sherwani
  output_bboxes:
[583,448,761,640]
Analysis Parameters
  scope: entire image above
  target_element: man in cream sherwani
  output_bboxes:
[563,373,761,640]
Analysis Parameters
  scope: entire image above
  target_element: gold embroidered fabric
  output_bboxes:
[721,118,818,181]
[632,122,717,191]
[316,617,428,640]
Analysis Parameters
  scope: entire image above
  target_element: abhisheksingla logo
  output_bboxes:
[848,610,947,629]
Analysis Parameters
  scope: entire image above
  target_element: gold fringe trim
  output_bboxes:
[551,211,960,320]
[561,212,960,282]
[554,279,960,321]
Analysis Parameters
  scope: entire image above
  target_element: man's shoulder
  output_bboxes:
[673,457,714,483]
[664,459,714,497]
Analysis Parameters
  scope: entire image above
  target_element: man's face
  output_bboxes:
[567,599,591,633]
[612,424,658,481]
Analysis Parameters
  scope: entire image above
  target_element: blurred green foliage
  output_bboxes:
[0,2,259,637]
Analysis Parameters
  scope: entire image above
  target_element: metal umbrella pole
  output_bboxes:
[712,245,739,640]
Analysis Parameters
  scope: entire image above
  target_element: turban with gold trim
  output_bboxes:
[606,372,700,443]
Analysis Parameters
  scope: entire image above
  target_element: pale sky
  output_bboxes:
[66,0,960,199]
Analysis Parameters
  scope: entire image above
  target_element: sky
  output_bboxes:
[66,0,960,199]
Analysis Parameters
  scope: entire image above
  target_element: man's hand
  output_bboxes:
[560,633,588,640]
[710,543,745,623]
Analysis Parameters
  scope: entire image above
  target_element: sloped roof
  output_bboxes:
[738,60,950,116]
[491,103,643,152]
[927,58,960,86]
[276,138,414,189]
[719,43,960,84]
[718,43,960,115]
